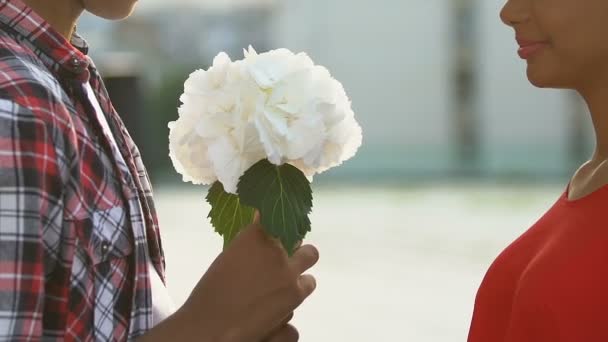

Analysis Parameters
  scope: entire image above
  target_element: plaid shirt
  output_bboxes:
[0,0,165,340]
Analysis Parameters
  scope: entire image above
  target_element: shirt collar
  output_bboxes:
[0,0,91,77]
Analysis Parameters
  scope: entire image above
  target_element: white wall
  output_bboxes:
[272,0,453,176]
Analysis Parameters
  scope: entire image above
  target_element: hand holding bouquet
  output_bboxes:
[169,47,362,254]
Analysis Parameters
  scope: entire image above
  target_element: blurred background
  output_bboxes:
[79,0,593,340]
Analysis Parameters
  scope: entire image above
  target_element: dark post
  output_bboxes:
[451,0,480,176]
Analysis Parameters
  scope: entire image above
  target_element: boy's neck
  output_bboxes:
[22,0,84,39]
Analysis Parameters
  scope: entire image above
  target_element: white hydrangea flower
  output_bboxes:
[244,47,362,177]
[169,47,362,193]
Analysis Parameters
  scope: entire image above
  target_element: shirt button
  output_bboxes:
[101,241,111,255]
[70,58,86,73]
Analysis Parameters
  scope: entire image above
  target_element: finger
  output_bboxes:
[268,238,303,257]
[267,312,295,338]
[255,274,316,335]
[236,224,290,260]
[280,312,295,326]
[297,274,317,299]
[245,216,280,245]
[264,324,299,342]
[233,222,263,243]
[253,210,261,224]
[289,244,319,274]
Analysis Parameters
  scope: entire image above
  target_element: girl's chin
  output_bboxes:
[526,66,564,89]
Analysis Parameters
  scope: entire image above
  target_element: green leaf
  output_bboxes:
[237,159,313,255]
[206,181,256,249]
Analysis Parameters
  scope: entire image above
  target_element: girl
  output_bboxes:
[469,0,608,340]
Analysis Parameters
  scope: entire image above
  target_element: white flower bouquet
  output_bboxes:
[168,47,362,254]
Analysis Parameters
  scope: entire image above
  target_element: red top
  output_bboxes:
[468,185,608,341]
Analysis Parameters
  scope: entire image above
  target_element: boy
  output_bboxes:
[0,0,319,340]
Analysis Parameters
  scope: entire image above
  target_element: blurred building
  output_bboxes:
[79,0,594,183]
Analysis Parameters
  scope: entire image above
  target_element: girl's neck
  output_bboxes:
[580,88,608,161]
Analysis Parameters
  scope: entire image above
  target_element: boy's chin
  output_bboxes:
[87,1,138,21]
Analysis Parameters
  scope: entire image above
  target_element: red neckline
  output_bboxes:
[563,181,608,205]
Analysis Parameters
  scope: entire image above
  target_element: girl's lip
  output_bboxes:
[517,43,548,59]
[515,37,549,59]
[516,37,548,45]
